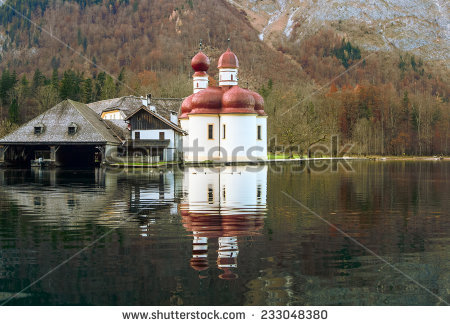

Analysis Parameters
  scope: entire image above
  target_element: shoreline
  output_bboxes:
[1,156,447,169]
[106,156,448,168]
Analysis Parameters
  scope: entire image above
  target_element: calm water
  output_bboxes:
[0,161,449,306]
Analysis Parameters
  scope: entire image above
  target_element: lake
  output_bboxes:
[0,160,449,305]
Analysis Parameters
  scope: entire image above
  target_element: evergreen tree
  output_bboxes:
[32,69,45,93]
[8,98,19,123]
[81,78,93,103]
[59,70,82,101]
[51,68,59,89]
[0,69,18,105]
[101,75,116,100]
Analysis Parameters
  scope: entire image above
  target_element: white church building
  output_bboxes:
[179,48,268,162]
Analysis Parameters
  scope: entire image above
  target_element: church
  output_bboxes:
[179,48,268,162]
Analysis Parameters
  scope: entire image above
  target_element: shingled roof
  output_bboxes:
[0,100,123,145]
[87,96,183,120]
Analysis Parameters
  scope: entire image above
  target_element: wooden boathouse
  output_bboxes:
[0,100,125,167]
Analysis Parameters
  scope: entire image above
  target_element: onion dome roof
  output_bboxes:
[179,94,194,119]
[248,90,267,116]
[190,86,224,114]
[191,51,210,72]
[221,86,255,114]
[218,48,239,69]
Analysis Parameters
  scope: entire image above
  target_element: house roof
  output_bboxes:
[0,100,123,145]
[87,96,183,120]
[125,106,186,134]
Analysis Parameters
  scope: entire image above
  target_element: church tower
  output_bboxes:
[191,50,210,93]
[218,48,239,87]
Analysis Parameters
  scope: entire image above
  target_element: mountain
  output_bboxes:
[0,0,305,90]
[227,0,449,63]
[0,0,447,156]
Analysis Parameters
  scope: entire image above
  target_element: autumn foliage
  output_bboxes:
[0,1,447,156]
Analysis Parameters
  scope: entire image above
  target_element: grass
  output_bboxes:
[268,153,301,159]
[109,161,176,167]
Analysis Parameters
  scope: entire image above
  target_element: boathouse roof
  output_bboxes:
[0,100,123,145]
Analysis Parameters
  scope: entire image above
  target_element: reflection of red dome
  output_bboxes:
[218,268,238,280]
[248,90,266,116]
[179,94,194,119]
[218,48,239,69]
[190,87,223,114]
[180,205,265,238]
[221,86,255,114]
[190,258,209,271]
[191,51,210,72]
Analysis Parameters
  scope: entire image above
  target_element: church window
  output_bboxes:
[257,125,262,140]
[208,124,214,140]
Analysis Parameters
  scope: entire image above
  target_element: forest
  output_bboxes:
[0,0,448,156]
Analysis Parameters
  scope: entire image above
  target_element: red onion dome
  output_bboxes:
[191,51,210,72]
[179,94,194,119]
[190,87,224,114]
[248,90,266,116]
[221,86,255,114]
[218,48,239,69]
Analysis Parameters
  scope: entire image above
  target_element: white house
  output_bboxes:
[125,106,184,162]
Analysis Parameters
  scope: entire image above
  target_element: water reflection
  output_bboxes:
[180,166,267,279]
[0,162,449,305]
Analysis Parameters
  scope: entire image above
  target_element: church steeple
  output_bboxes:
[191,40,210,93]
[218,47,239,87]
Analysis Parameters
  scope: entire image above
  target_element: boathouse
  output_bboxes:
[0,100,125,167]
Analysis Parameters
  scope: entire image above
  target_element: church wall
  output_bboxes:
[180,119,189,161]
[220,114,258,161]
[256,116,268,160]
[187,115,220,161]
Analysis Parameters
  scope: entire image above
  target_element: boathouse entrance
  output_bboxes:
[0,144,104,167]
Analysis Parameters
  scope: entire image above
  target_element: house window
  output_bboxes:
[159,132,165,140]
[135,132,140,140]
[208,124,214,140]
[257,125,262,140]
[231,74,233,81]
[34,126,43,134]
[222,124,226,139]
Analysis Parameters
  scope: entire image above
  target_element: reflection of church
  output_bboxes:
[180,166,268,279]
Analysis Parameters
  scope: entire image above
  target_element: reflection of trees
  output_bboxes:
[247,161,450,305]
